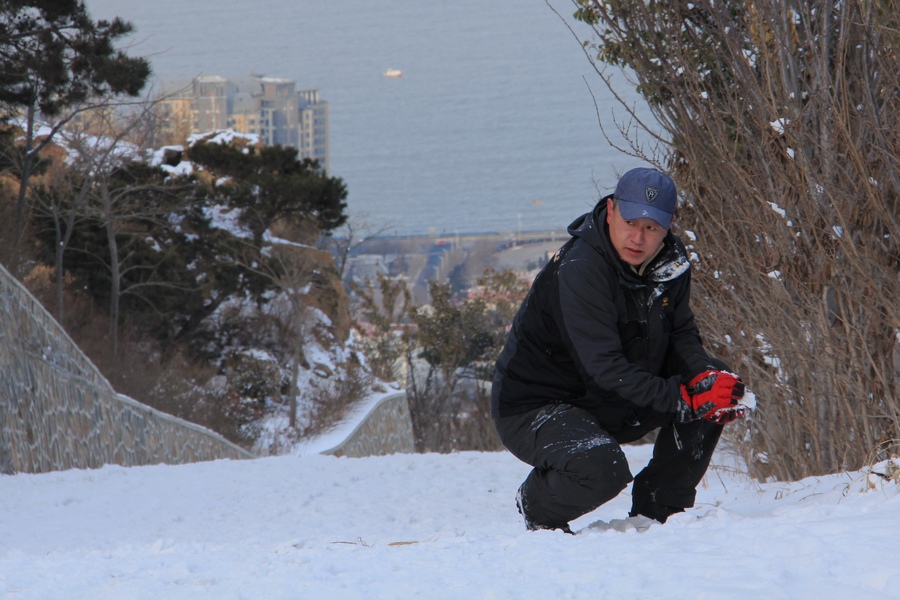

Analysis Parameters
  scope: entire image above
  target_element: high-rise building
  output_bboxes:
[159,75,330,172]
[191,76,233,133]
[298,89,329,169]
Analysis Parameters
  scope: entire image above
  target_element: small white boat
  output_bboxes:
[383,69,403,78]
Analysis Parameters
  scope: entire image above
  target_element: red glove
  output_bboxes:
[679,370,746,424]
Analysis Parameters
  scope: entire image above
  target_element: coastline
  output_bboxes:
[345,229,569,302]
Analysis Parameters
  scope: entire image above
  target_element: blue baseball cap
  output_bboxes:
[614,167,677,227]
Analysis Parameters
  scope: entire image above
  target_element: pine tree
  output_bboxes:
[0,0,151,270]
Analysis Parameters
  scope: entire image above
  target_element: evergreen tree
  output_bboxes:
[0,0,151,268]
[32,136,349,357]
[186,139,348,242]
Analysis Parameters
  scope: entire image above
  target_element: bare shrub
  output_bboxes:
[350,273,412,383]
[411,268,526,452]
[412,377,502,453]
[402,270,527,453]
[0,182,19,269]
[295,354,374,440]
[143,350,277,447]
[349,268,524,453]
[573,0,900,479]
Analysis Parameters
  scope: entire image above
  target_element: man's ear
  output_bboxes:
[606,198,614,224]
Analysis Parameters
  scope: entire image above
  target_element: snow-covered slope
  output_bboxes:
[1,445,898,599]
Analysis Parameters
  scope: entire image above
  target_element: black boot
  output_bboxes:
[516,484,574,534]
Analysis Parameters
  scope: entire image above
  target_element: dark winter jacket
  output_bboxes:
[491,202,714,434]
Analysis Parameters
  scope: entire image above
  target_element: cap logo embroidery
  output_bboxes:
[645,186,659,203]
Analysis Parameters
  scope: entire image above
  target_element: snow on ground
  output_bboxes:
[1,442,899,599]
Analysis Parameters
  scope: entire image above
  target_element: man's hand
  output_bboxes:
[678,370,746,424]
[703,404,746,425]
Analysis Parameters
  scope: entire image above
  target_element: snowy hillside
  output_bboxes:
[1,444,899,599]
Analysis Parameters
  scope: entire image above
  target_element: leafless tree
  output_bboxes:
[319,210,396,279]
[58,99,188,357]
[568,0,900,479]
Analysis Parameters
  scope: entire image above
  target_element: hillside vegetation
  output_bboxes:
[573,0,900,479]
[2,1,899,481]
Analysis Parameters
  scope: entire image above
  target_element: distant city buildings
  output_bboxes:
[158,75,329,172]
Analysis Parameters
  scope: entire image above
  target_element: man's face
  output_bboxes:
[606,198,670,267]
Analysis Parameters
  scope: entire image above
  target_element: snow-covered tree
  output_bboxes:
[0,0,151,270]
[573,0,900,479]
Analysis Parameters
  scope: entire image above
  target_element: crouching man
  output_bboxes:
[491,167,745,533]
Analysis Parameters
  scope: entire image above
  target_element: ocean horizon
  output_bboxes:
[85,0,655,236]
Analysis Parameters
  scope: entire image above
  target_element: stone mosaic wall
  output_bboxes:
[322,392,416,458]
[0,262,417,474]
[0,265,253,475]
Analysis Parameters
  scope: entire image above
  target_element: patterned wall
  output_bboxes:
[0,265,252,474]
[0,264,415,474]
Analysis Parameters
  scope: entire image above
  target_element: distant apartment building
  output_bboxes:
[158,75,330,172]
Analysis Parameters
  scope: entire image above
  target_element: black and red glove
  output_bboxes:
[678,370,746,424]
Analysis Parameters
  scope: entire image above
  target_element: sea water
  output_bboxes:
[85,0,653,235]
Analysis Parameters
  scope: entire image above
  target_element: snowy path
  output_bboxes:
[1,446,899,599]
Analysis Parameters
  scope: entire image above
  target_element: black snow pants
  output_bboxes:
[494,402,723,529]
